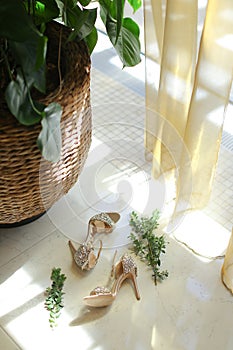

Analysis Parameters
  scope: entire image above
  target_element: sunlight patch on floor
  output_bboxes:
[0,267,43,318]
[171,211,231,260]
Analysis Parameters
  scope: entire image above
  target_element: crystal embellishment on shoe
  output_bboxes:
[83,253,141,307]
[122,255,137,275]
[74,244,94,269]
[90,286,111,295]
[91,213,115,228]
[69,212,120,271]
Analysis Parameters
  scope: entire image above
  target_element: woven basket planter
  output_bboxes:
[0,22,92,226]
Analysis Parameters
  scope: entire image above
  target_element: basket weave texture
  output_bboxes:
[0,22,92,225]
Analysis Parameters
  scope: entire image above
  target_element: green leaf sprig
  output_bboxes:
[44,267,66,328]
[129,210,169,285]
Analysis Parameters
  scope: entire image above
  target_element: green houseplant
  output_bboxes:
[0,0,141,162]
[0,0,142,225]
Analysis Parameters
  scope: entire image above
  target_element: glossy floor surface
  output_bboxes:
[0,33,233,350]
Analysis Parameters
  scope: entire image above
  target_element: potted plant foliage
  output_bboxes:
[0,0,142,226]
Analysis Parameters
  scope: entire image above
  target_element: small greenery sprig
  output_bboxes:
[44,267,66,328]
[129,210,169,285]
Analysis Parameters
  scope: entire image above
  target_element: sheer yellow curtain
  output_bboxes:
[145,0,233,217]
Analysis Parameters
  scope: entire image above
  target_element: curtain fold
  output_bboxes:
[144,0,233,221]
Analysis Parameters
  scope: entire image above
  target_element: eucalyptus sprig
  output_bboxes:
[129,210,169,285]
[44,267,66,328]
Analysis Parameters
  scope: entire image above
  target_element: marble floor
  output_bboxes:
[0,32,233,350]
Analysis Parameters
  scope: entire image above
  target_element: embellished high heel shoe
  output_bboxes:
[69,212,120,271]
[83,253,141,307]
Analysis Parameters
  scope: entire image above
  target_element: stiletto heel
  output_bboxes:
[83,253,141,307]
[69,212,120,271]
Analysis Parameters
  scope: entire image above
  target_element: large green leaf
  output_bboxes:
[0,0,40,42]
[28,0,60,25]
[123,17,140,37]
[35,35,48,71]
[37,103,62,162]
[5,74,42,126]
[115,0,125,44]
[5,74,25,116]
[75,8,97,41]
[17,98,44,126]
[106,17,141,67]
[99,0,117,24]
[66,5,88,37]
[127,0,142,12]
[9,34,47,94]
[84,27,98,54]
[100,0,125,44]
[99,2,108,26]
[66,6,97,41]
[99,0,117,19]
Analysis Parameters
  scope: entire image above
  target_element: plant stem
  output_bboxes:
[57,27,63,94]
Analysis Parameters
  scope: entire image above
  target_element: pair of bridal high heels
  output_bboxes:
[69,212,140,307]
